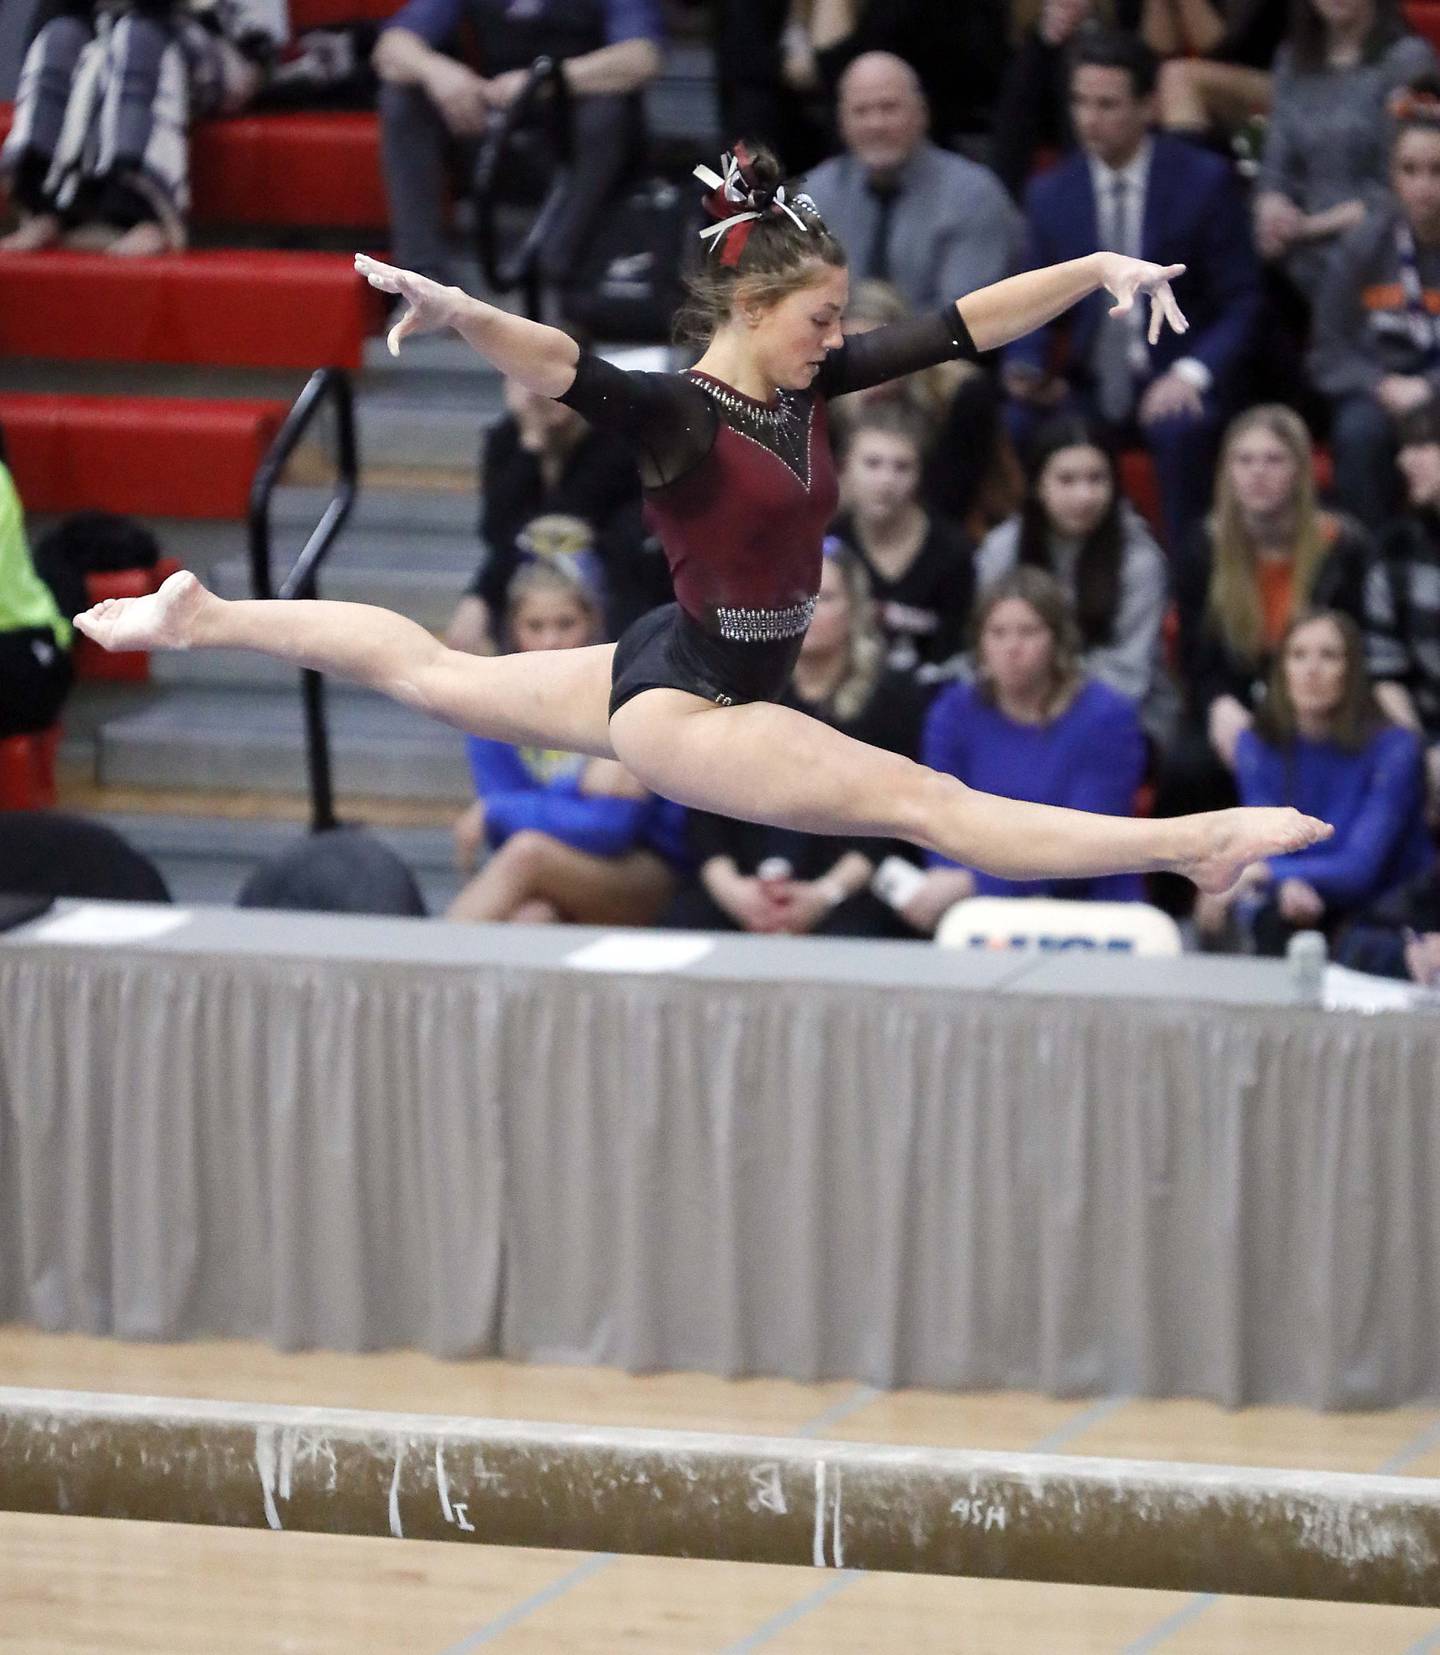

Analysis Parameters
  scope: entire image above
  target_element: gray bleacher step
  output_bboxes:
[32,494,480,588]
[93,811,463,912]
[0,357,310,402]
[96,685,472,801]
[272,486,477,536]
[357,396,492,471]
[200,557,466,633]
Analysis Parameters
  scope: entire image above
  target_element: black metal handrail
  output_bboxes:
[248,368,358,834]
[472,55,573,318]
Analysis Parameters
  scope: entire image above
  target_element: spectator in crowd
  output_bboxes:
[993,0,1112,198]
[1166,404,1372,819]
[801,51,1023,313]
[0,0,282,254]
[714,0,829,173]
[371,0,662,294]
[1003,29,1261,550]
[1309,80,1440,532]
[448,557,686,924]
[1365,401,1440,805]
[446,375,648,654]
[794,0,1011,148]
[661,543,931,938]
[1254,0,1435,301]
[1145,0,1286,144]
[1334,855,1440,981]
[0,462,73,742]
[975,414,1174,736]
[1195,608,1432,950]
[828,279,1018,532]
[898,567,1149,935]
[830,406,975,678]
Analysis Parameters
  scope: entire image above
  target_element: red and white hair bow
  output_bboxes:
[695,145,810,268]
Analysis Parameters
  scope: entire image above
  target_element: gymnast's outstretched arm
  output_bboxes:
[957,251,1189,354]
[356,254,580,397]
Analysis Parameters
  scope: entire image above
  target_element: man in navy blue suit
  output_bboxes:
[1003,29,1261,555]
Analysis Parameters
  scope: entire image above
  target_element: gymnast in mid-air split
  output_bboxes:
[76,144,1331,896]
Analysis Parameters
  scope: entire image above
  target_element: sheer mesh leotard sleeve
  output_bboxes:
[558,353,718,490]
[814,308,980,399]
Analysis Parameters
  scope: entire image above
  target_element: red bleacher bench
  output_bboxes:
[0,724,60,811]
[74,557,184,684]
[2,99,386,231]
[1408,1,1440,55]
[0,393,288,519]
[289,0,400,23]
[192,112,386,229]
[0,249,383,371]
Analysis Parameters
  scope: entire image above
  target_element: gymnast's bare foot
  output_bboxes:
[73,569,210,653]
[1180,807,1333,895]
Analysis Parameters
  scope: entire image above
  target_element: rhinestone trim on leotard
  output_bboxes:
[714,597,818,642]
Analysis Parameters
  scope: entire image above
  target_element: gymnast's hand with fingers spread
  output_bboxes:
[355,254,465,356]
[1096,253,1188,345]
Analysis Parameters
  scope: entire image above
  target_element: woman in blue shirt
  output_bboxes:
[448,548,686,924]
[1196,608,1433,952]
[900,567,1148,935]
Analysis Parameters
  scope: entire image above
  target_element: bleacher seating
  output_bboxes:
[0,725,60,812]
[1408,1,1440,55]
[0,394,287,518]
[0,249,381,371]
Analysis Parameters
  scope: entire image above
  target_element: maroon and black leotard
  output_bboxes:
[557,307,979,715]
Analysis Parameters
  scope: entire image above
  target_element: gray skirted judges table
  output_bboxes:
[2,902,1439,1408]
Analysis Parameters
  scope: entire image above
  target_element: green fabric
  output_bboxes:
[0,465,71,649]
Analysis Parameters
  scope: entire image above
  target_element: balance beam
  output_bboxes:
[3,1388,1437,1605]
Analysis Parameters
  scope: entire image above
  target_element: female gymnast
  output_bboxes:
[75,145,1331,893]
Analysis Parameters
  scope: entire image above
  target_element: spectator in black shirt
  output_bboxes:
[661,542,931,937]
[447,374,646,653]
[830,403,975,679]
[1365,400,1440,808]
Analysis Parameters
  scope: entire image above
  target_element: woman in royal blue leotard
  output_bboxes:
[75,144,1332,894]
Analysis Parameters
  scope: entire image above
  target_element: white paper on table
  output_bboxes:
[565,932,715,974]
[28,903,191,946]
[1322,963,1435,1013]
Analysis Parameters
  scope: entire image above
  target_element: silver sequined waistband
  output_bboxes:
[713,597,817,643]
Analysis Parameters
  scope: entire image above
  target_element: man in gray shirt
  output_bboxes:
[802,52,1022,311]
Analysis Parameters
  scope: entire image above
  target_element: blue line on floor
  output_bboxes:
[1122,1593,1220,1653]
[434,1552,617,1652]
[1029,1393,1132,1455]
[716,1572,863,1654]
[796,1384,882,1438]
[1398,1625,1440,1654]
[1378,1415,1440,1475]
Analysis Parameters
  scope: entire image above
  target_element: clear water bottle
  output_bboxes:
[1286,929,1327,1004]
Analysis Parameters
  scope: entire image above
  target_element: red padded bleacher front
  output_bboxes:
[0,726,60,812]
[1407,2,1440,55]
[288,0,401,24]
[0,393,288,518]
[192,113,387,229]
[0,250,383,370]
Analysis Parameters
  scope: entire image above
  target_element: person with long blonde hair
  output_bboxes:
[76,143,1329,900]
[1170,404,1372,819]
